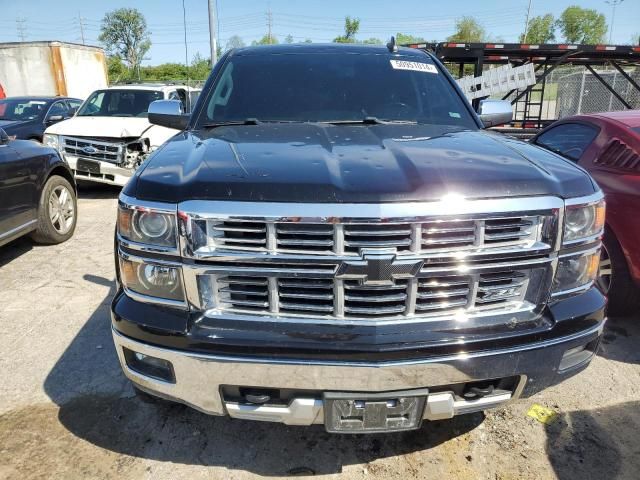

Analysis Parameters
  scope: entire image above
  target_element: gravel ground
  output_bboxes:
[0,185,639,480]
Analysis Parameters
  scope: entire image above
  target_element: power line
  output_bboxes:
[16,17,27,42]
[78,13,86,45]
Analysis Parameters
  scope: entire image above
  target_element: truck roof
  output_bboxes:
[231,43,427,57]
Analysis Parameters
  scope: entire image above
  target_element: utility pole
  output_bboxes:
[208,0,218,66]
[16,17,27,42]
[266,7,273,44]
[522,0,533,43]
[605,0,624,44]
[78,13,86,45]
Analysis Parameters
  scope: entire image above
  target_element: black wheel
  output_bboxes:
[30,175,77,244]
[597,227,639,315]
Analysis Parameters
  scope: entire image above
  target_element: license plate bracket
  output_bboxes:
[76,158,100,174]
[324,389,428,433]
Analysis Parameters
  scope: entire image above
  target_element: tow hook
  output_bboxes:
[462,384,495,400]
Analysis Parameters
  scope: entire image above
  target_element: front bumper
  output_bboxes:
[113,320,604,424]
[65,155,132,186]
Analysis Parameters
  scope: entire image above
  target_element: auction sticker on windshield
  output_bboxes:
[390,60,438,74]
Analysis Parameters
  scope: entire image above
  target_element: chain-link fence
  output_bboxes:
[548,66,640,118]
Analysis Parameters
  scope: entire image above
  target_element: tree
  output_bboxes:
[225,35,245,51]
[557,6,607,44]
[520,14,556,43]
[395,33,427,45]
[106,55,129,83]
[189,53,211,79]
[333,16,360,43]
[252,34,278,45]
[99,8,151,75]
[285,34,294,44]
[304,38,313,43]
[447,17,485,43]
[362,37,383,45]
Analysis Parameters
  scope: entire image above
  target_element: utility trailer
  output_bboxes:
[407,42,640,138]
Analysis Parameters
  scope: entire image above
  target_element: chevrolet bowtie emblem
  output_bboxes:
[335,250,423,286]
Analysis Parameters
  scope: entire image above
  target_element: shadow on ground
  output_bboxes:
[545,401,640,480]
[40,273,640,476]
[41,275,485,475]
[597,315,640,365]
[77,182,121,200]
[0,236,33,268]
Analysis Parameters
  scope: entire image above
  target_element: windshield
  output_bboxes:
[0,99,48,121]
[77,89,164,117]
[199,52,477,128]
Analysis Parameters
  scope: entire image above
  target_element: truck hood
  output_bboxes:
[129,123,597,203]
[45,116,153,138]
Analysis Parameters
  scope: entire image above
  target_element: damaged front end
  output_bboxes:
[60,135,154,187]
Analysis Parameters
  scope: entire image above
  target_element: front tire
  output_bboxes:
[597,227,639,315]
[31,175,77,244]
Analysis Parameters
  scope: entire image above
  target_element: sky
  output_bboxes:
[0,0,638,65]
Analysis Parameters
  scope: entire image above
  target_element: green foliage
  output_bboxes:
[106,55,129,83]
[362,37,383,45]
[333,16,360,43]
[520,14,556,43]
[304,38,313,43]
[447,16,486,43]
[395,33,427,45]
[285,34,294,44]
[252,34,279,45]
[99,8,151,72]
[225,35,245,51]
[557,6,607,44]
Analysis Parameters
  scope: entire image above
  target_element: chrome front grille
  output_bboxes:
[198,268,534,320]
[181,197,562,323]
[63,137,123,163]
[194,216,542,256]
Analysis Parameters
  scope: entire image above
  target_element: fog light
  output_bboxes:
[123,348,175,383]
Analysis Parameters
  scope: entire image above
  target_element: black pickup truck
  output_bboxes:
[111,43,606,433]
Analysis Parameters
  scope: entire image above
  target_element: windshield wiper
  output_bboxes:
[202,118,261,129]
[324,117,417,125]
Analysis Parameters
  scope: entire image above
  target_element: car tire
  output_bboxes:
[30,175,77,244]
[597,227,639,315]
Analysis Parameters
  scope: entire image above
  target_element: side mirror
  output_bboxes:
[0,128,9,145]
[478,100,513,128]
[148,100,189,130]
[46,114,64,124]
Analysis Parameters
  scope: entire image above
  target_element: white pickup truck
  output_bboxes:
[43,84,200,186]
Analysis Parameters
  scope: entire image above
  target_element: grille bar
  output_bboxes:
[196,215,544,256]
[204,268,533,320]
[62,136,123,163]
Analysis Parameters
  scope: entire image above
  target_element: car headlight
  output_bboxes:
[552,249,600,296]
[563,197,605,244]
[118,205,177,249]
[119,256,185,304]
[43,133,60,150]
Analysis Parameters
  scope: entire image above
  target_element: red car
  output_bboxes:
[532,111,640,314]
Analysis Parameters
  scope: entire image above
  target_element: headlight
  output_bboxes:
[43,133,59,150]
[119,256,185,303]
[118,205,177,248]
[552,249,600,296]
[563,198,605,244]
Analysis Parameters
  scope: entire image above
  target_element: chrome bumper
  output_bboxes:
[113,322,603,424]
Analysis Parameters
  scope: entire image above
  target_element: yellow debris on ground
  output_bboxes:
[526,404,558,425]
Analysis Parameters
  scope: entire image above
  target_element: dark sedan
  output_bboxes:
[0,128,77,247]
[532,110,640,314]
[0,96,83,142]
